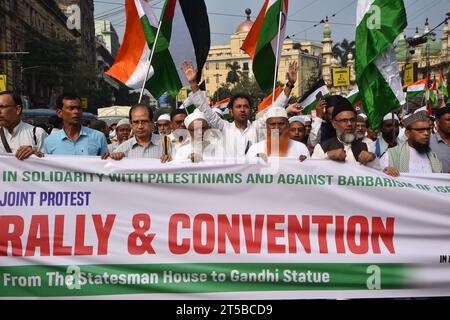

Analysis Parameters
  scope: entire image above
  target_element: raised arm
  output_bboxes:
[182,61,227,130]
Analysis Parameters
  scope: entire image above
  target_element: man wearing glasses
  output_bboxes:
[0,90,47,160]
[384,111,443,176]
[311,96,378,168]
[108,104,172,163]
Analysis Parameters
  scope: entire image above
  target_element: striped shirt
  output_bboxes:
[114,134,171,159]
[0,121,48,153]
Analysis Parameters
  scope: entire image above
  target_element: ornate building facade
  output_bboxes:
[203,9,323,99]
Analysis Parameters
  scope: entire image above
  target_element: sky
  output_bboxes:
[93,0,449,46]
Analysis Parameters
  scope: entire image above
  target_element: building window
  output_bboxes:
[216,63,219,70]
[206,63,209,70]
[243,62,249,71]
[206,77,210,84]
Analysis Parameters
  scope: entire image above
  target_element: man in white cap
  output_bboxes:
[174,109,224,162]
[157,113,171,135]
[288,116,307,144]
[181,60,299,158]
[108,118,131,152]
[374,113,401,169]
[383,112,442,176]
[246,107,310,161]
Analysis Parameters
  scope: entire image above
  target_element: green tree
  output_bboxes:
[332,38,355,66]
[226,61,241,84]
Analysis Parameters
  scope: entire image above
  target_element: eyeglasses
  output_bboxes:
[131,120,151,126]
[335,118,356,124]
[409,127,432,133]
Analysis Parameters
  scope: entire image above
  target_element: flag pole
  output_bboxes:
[272,10,283,104]
[139,20,163,104]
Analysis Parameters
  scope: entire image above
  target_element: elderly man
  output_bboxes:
[430,106,450,173]
[182,60,297,158]
[247,107,310,161]
[157,113,172,135]
[174,109,224,162]
[43,92,108,157]
[311,97,378,168]
[108,118,131,152]
[383,111,442,176]
[168,108,190,151]
[108,104,172,163]
[0,90,48,160]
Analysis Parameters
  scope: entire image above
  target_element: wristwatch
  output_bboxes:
[286,82,295,89]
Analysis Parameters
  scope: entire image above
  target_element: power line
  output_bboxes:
[288,0,317,19]
[289,0,356,38]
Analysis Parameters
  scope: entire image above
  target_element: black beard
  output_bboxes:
[411,141,431,154]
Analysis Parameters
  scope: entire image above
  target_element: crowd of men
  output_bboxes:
[0,60,449,175]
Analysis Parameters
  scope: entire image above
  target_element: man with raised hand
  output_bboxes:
[181,60,299,158]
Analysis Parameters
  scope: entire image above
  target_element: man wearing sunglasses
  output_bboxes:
[383,111,442,176]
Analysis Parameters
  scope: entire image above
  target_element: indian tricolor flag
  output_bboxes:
[241,0,288,93]
[106,0,159,90]
[107,0,211,99]
[403,79,427,97]
[257,86,282,112]
[298,79,329,114]
[212,98,231,111]
[355,0,407,129]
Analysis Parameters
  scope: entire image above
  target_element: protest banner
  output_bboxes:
[0,155,449,299]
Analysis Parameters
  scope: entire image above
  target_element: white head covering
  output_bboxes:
[116,118,130,127]
[383,113,399,122]
[358,113,368,120]
[414,106,428,114]
[266,107,288,119]
[289,116,306,125]
[301,115,312,123]
[157,114,171,122]
[184,109,207,128]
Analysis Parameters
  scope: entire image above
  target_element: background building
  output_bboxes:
[203,9,323,100]
[95,20,120,59]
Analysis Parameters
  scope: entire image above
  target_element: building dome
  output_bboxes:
[421,35,442,57]
[395,32,411,62]
[235,8,254,33]
[323,16,331,38]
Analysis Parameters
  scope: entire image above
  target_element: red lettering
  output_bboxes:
[193,214,215,254]
[168,214,190,254]
[92,214,115,255]
[287,215,311,253]
[25,215,50,256]
[217,214,240,254]
[0,215,24,256]
[74,215,93,255]
[267,215,285,253]
[127,214,155,255]
[371,217,395,254]
[312,215,333,253]
[242,215,264,253]
[53,215,73,256]
[335,215,346,254]
[347,216,369,254]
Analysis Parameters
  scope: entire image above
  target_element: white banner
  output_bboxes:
[0,155,450,299]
